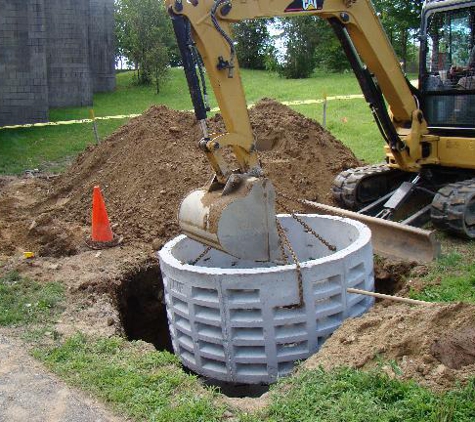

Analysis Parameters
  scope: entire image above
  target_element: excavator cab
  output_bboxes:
[420,1,475,130]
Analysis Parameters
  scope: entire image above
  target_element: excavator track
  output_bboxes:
[332,164,409,211]
[431,179,475,239]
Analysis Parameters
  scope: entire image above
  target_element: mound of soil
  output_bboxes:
[42,99,360,251]
[0,177,83,257]
[304,302,475,391]
[431,328,475,369]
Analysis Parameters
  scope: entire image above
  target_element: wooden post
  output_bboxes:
[89,108,100,144]
[322,92,328,128]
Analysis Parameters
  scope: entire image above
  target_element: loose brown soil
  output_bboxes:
[42,98,360,251]
[304,302,475,391]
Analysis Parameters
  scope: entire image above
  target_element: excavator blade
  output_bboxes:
[179,175,281,262]
[302,200,440,263]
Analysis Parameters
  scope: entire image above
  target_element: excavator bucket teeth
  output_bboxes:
[179,176,281,262]
[303,200,440,263]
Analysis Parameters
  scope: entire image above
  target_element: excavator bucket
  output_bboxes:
[179,175,281,262]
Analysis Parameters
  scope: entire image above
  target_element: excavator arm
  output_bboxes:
[167,0,435,261]
[168,0,430,170]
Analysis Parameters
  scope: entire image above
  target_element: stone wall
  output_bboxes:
[0,0,49,125]
[45,0,92,108]
[89,0,116,92]
[0,0,115,126]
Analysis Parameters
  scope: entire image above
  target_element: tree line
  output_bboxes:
[115,0,423,88]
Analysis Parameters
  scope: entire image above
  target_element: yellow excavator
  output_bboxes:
[166,0,475,262]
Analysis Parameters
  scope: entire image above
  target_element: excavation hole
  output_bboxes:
[202,379,270,398]
[374,258,416,296]
[117,264,173,352]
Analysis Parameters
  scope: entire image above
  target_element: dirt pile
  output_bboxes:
[42,99,360,251]
[0,176,84,257]
[304,302,475,391]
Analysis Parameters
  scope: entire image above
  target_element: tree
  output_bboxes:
[115,0,177,90]
[277,16,320,78]
[373,0,424,71]
[313,19,350,73]
[233,20,275,70]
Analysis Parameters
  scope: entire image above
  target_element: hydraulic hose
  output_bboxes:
[170,12,207,121]
[210,0,236,77]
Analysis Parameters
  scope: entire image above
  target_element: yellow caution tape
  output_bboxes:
[209,95,365,113]
[0,114,141,130]
[0,95,365,130]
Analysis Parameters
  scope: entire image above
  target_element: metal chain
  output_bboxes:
[277,224,290,264]
[189,246,212,266]
[276,196,337,252]
[275,218,304,308]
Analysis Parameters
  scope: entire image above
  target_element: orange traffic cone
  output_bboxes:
[91,186,114,243]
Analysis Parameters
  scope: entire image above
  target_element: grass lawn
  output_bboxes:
[34,334,475,422]
[0,271,64,327]
[0,69,383,174]
[410,235,475,304]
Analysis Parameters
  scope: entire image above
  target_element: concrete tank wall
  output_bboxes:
[89,0,116,92]
[160,215,375,384]
[44,0,92,108]
[0,0,49,126]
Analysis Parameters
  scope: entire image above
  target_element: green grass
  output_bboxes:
[34,333,224,422]
[0,271,64,326]
[410,249,475,303]
[33,334,475,422]
[0,69,382,174]
[0,119,126,174]
[247,367,475,422]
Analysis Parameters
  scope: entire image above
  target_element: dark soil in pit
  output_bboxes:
[117,264,173,352]
[373,258,416,296]
[203,380,269,398]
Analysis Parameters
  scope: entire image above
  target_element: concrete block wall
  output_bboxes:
[0,0,49,126]
[0,0,115,126]
[89,0,116,93]
[45,0,92,108]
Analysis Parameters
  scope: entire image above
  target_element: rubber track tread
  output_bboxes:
[332,164,393,210]
[431,178,475,239]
